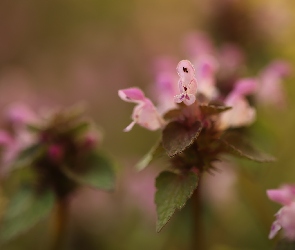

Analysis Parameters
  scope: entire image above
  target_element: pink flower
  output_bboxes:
[194,55,219,100]
[257,61,291,108]
[218,43,245,77]
[174,60,198,105]
[184,32,216,59]
[267,185,295,240]
[218,78,257,129]
[118,88,164,132]
[5,103,36,129]
[152,57,179,114]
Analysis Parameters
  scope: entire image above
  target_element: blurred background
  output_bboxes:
[0,0,295,249]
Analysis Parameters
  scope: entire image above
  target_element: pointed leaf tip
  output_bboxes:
[0,188,54,243]
[155,171,198,232]
[61,152,116,190]
[136,141,165,171]
[220,132,276,163]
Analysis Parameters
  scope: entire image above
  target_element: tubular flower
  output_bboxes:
[257,60,291,108]
[118,87,164,132]
[218,78,257,130]
[152,58,179,114]
[194,55,219,100]
[120,58,276,232]
[174,60,198,105]
[267,185,295,240]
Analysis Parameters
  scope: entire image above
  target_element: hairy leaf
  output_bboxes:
[162,121,202,157]
[199,104,231,116]
[136,141,166,171]
[0,188,54,242]
[62,152,115,190]
[220,132,276,162]
[163,109,183,120]
[12,144,44,169]
[155,171,198,232]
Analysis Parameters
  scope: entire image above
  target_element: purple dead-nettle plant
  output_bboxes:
[0,105,115,245]
[119,58,277,233]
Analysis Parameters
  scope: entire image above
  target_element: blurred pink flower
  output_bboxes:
[218,43,245,78]
[218,78,257,129]
[257,61,291,108]
[118,88,164,131]
[5,103,36,129]
[121,166,157,220]
[0,103,37,175]
[194,55,219,100]
[151,57,179,114]
[202,161,237,209]
[184,32,216,59]
[174,60,198,105]
[267,185,295,240]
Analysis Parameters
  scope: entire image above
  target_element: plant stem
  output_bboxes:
[191,179,207,250]
[51,197,69,250]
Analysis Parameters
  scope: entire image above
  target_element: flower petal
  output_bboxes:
[133,100,163,131]
[234,78,258,96]
[267,185,295,205]
[118,88,146,103]
[176,60,195,83]
[174,94,185,103]
[187,78,198,96]
[183,94,196,106]
[269,220,282,239]
[219,95,256,129]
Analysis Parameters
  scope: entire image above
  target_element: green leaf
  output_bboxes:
[62,152,115,190]
[0,188,55,242]
[220,132,276,162]
[67,121,90,136]
[155,171,199,232]
[12,144,44,169]
[136,141,166,171]
[162,121,202,157]
[199,104,231,116]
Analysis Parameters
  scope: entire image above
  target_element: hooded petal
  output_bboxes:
[195,55,219,100]
[267,185,295,206]
[257,61,291,108]
[219,95,256,130]
[118,88,146,103]
[132,99,164,131]
[176,60,195,83]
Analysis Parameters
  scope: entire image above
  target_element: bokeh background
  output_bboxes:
[0,0,295,249]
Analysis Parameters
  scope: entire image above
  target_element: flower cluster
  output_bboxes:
[0,106,115,242]
[119,54,281,231]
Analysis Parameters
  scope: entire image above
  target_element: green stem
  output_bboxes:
[191,180,207,250]
[51,198,69,250]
